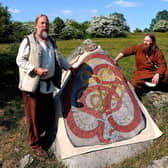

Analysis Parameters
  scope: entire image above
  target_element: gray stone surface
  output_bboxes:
[19,154,33,168]
[145,91,168,109]
[60,141,152,168]
[147,156,168,168]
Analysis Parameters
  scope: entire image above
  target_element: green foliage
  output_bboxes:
[144,28,150,32]
[65,19,82,29]
[53,17,65,38]
[153,19,168,32]
[11,21,33,42]
[52,19,90,40]
[80,21,90,32]
[59,25,76,40]
[109,12,126,22]
[86,13,130,38]
[155,10,168,22]
[1,2,168,42]
[133,28,142,33]
[0,3,34,43]
[0,3,12,42]
[150,10,168,32]
[59,20,85,39]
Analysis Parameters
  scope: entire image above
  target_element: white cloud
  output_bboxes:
[161,0,168,2]
[46,12,58,17]
[62,10,72,15]
[114,0,138,7]
[89,9,98,14]
[9,8,21,14]
[105,3,113,8]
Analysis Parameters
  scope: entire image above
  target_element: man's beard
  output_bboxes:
[41,31,48,39]
[40,30,48,39]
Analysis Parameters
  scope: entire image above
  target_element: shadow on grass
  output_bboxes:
[0,85,24,134]
[0,48,24,133]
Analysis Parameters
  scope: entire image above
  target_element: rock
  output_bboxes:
[19,154,33,168]
[51,39,163,168]
[144,91,168,109]
[147,156,168,168]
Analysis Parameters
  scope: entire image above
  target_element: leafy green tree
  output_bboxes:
[133,28,142,33]
[65,19,85,38]
[65,19,81,29]
[59,25,84,40]
[53,17,65,38]
[11,21,33,42]
[155,10,168,21]
[150,10,168,31]
[86,13,130,37]
[150,18,156,31]
[59,25,76,40]
[144,28,150,32]
[153,20,168,32]
[59,19,85,39]
[109,12,126,22]
[0,3,12,42]
[80,21,90,38]
[80,21,90,31]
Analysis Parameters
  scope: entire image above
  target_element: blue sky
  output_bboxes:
[1,0,168,31]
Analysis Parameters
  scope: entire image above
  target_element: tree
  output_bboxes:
[133,28,142,33]
[86,13,130,37]
[59,25,84,40]
[143,28,150,32]
[109,12,126,22]
[0,3,12,42]
[80,21,90,31]
[155,10,168,21]
[150,10,168,31]
[53,17,65,38]
[65,19,85,38]
[11,21,33,42]
[80,21,90,38]
[59,25,76,40]
[153,20,168,32]
[59,19,85,39]
[65,19,81,29]
[149,18,156,31]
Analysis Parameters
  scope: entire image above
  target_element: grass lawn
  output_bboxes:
[0,32,168,167]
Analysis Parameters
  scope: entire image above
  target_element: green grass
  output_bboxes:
[0,32,168,167]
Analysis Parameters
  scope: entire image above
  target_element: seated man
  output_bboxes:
[114,33,168,97]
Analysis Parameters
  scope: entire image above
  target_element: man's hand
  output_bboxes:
[152,73,159,84]
[34,67,48,76]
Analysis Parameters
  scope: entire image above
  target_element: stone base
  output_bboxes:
[52,141,152,168]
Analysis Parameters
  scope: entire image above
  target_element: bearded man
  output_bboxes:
[16,14,74,158]
[114,33,168,97]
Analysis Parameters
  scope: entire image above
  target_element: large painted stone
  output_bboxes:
[52,40,162,167]
[61,52,145,147]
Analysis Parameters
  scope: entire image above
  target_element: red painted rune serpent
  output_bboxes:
[62,53,144,145]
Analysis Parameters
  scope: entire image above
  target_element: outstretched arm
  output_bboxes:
[55,49,77,74]
[114,53,124,65]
